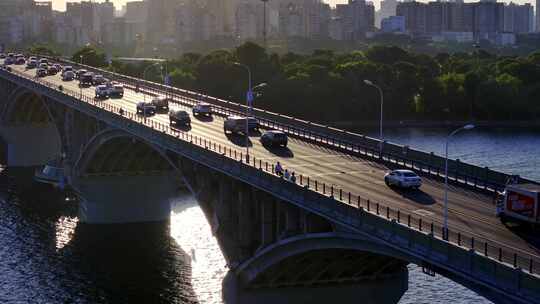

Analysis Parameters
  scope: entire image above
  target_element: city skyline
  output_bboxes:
[47,0,536,12]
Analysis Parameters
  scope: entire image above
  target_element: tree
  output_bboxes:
[72,46,107,67]
[235,42,267,68]
[27,44,59,56]
[364,45,411,65]
[463,71,482,119]
[438,73,467,119]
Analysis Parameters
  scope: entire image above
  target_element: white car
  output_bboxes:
[384,169,422,189]
[95,85,109,99]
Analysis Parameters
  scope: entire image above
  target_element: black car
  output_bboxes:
[36,68,48,77]
[169,110,191,126]
[192,102,212,116]
[48,66,59,75]
[136,101,157,116]
[151,96,170,112]
[260,130,288,147]
[92,74,107,86]
[79,72,94,85]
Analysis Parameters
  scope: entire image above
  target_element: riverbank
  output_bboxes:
[330,120,540,129]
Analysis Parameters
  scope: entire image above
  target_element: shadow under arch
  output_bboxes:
[71,128,199,224]
[236,232,410,286]
[73,128,187,184]
[0,87,63,194]
[2,87,57,126]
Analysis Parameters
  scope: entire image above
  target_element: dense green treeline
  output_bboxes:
[62,43,540,123]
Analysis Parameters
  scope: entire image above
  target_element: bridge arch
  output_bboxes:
[72,129,190,224]
[235,232,519,304]
[74,129,176,177]
[237,232,409,287]
[224,232,409,304]
[0,87,62,167]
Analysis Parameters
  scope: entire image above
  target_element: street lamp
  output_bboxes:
[233,62,253,162]
[443,124,475,239]
[79,55,83,97]
[142,62,161,102]
[364,79,384,155]
[159,61,171,99]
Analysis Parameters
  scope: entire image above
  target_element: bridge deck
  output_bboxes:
[6,62,540,262]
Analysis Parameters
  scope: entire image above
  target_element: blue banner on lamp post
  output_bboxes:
[247,90,254,107]
[164,74,171,86]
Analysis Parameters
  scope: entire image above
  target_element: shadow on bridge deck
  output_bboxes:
[389,187,437,206]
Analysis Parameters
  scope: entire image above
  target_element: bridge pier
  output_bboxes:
[282,205,300,239]
[0,123,61,167]
[259,198,276,250]
[74,173,179,224]
[223,265,408,304]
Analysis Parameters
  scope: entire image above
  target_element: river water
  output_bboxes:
[1,127,538,304]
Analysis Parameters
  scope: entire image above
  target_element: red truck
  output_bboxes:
[496,183,540,227]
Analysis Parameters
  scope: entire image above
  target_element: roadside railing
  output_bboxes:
[40,55,539,194]
[2,66,539,279]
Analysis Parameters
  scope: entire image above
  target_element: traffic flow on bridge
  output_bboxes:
[1,51,540,274]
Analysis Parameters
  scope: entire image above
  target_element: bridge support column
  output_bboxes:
[258,198,276,250]
[215,178,233,230]
[75,173,178,224]
[282,205,300,239]
[237,187,255,257]
[0,124,61,167]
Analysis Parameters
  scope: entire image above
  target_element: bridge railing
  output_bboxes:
[36,56,539,193]
[3,66,539,281]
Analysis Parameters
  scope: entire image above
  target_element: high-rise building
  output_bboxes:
[98,1,115,28]
[336,0,375,40]
[329,17,344,40]
[447,1,474,32]
[235,0,264,41]
[397,0,505,39]
[0,0,52,44]
[379,0,398,28]
[381,15,405,32]
[536,0,540,32]
[146,0,182,44]
[125,1,148,23]
[396,1,427,34]
[278,0,327,39]
[504,3,534,33]
[176,1,216,43]
[474,0,504,35]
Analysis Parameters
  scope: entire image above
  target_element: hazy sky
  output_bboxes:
[48,0,535,12]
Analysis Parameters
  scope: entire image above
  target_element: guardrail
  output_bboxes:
[39,55,540,194]
[2,66,539,281]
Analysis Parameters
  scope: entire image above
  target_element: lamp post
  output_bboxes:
[233,63,267,162]
[233,62,253,162]
[160,61,170,99]
[79,55,83,97]
[364,79,384,155]
[142,62,160,102]
[443,124,475,239]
